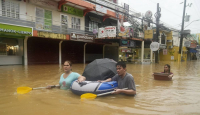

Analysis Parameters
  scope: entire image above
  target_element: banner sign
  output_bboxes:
[62,5,83,17]
[190,43,197,48]
[70,33,93,42]
[96,4,107,14]
[98,26,116,38]
[163,49,167,55]
[0,23,32,36]
[37,31,66,40]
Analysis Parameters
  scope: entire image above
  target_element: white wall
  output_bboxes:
[26,3,85,30]
[20,1,27,20]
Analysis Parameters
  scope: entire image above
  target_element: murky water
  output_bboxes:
[0,61,200,115]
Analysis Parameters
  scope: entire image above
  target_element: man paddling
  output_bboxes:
[99,62,136,96]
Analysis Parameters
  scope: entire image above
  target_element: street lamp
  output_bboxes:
[184,19,200,29]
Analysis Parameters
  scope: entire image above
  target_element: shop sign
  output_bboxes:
[29,0,57,10]
[70,33,93,42]
[184,41,191,47]
[121,48,131,53]
[62,5,83,17]
[190,43,197,48]
[144,30,153,39]
[96,4,107,14]
[0,23,32,36]
[171,56,174,60]
[150,42,159,51]
[120,40,135,48]
[98,26,116,38]
[163,49,167,55]
[37,31,66,40]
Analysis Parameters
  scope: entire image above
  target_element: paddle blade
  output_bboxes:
[17,87,33,94]
[80,93,97,100]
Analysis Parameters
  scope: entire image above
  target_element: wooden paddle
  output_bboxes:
[80,88,128,100]
[17,85,59,94]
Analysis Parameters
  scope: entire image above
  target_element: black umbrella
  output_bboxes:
[82,58,117,81]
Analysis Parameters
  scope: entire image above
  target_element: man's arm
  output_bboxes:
[99,78,112,82]
[113,89,136,95]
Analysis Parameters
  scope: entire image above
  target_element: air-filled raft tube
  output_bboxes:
[70,80,118,95]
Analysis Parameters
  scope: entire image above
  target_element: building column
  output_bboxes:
[59,41,63,65]
[84,43,87,64]
[150,50,153,63]
[24,36,28,65]
[141,41,144,63]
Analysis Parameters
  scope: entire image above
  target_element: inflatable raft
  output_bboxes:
[153,73,172,80]
[70,80,118,95]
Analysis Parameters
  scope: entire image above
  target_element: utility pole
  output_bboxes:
[155,3,161,63]
[178,0,187,62]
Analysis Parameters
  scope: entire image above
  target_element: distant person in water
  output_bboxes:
[152,64,173,78]
[162,64,173,78]
[47,60,86,90]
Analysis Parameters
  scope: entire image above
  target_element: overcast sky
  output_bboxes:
[119,0,200,34]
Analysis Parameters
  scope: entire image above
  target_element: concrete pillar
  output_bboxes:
[150,50,153,63]
[24,36,28,65]
[84,43,87,64]
[141,41,144,63]
[59,41,63,65]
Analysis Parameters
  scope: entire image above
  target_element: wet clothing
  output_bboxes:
[59,72,80,90]
[111,73,136,91]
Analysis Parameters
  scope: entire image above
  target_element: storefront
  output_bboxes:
[0,23,32,65]
[119,40,135,62]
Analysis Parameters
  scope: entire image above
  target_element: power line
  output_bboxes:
[149,0,182,18]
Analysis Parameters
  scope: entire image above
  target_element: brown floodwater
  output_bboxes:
[0,61,200,115]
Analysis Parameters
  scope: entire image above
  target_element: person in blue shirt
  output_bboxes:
[47,60,86,90]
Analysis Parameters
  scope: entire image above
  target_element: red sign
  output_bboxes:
[190,43,197,48]
[163,49,167,55]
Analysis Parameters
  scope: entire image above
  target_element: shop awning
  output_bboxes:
[190,49,197,53]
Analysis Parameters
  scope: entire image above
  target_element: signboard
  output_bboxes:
[163,49,167,55]
[37,31,66,40]
[29,0,57,10]
[70,33,93,42]
[124,3,129,22]
[0,23,32,37]
[121,48,131,53]
[190,43,197,48]
[98,26,116,38]
[171,56,174,60]
[62,5,83,17]
[184,41,191,47]
[129,40,135,48]
[96,4,107,14]
[120,40,135,48]
[150,42,159,51]
[144,30,153,39]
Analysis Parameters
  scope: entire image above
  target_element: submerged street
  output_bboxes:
[0,61,200,115]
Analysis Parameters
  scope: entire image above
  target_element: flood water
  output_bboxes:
[0,61,200,115]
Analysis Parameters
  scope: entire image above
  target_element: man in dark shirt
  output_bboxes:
[100,62,136,96]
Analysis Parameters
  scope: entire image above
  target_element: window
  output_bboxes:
[89,21,98,32]
[61,14,68,33]
[71,17,80,30]
[36,7,52,31]
[0,38,19,56]
[1,0,19,19]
